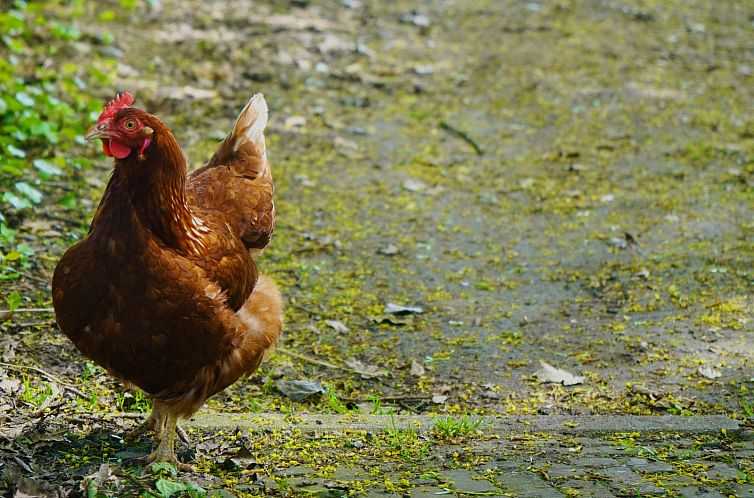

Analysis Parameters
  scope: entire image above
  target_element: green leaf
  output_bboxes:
[29,120,59,142]
[6,144,26,158]
[3,250,22,261]
[0,160,24,176]
[14,91,34,106]
[6,291,21,312]
[57,192,77,209]
[185,482,206,497]
[150,462,178,476]
[3,192,30,210]
[15,182,42,203]
[16,243,33,257]
[155,479,186,498]
[33,158,62,177]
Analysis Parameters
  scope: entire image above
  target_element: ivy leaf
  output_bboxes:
[3,192,31,210]
[57,192,77,209]
[15,182,42,204]
[6,291,21,313]
[33,158,62,177]
[6,145,25,158]
[150,462,178,476]
[14,91,34,106]
[155,479,186,498]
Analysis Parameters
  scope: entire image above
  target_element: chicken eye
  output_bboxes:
[124,119,137,130]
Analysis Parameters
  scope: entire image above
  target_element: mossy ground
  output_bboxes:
[1,0,753,496]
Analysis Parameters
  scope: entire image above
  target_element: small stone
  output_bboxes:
[410,487,449,498]
[627,457,673,473]
[570,457,620,467]
[677,486,726,498]
[279,465,317,477]
[444,469,501,494]
[705,463,742,481]
[331,466,369,482]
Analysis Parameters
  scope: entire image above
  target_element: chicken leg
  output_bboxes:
[145,413,194,472]
[126,401,166,442]
[126,401,190,444]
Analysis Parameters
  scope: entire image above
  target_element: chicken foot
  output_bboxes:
[125,401,190,444]
[145,413,194,472]
[125,403,166,442]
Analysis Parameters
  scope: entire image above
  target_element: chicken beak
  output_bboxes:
[85,124,110,141]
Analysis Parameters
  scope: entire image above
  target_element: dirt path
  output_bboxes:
[1,0,753,495]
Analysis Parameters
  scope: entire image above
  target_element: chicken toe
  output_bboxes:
[126,404,166,442]
[145,414,194,472]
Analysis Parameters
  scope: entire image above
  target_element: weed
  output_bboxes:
[384,413,429,459]
[433,414,485,439]
[19,373,53,406]
[323,384,348,414]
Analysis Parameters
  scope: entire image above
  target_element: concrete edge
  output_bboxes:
[180,413,742,435]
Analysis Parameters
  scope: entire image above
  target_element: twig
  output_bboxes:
[0,362,87,399]
[1,308,55,314]
[41,212,86,226]
[276,348,343,371]
[340,394,431,403]
[0,266,50,285]
[105,413,146,419]
[12,455,33,473]
[8,321,57,328]
[291,304,321,317]
[440,121,483,155]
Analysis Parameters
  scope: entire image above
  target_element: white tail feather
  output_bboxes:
[232,93,268,163]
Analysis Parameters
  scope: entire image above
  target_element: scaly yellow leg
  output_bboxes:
[125,402,166,442]
[145,413,194,472]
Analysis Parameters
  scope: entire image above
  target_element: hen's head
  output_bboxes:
[86,92,156,160]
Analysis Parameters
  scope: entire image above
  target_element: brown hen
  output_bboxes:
[52,93,282,469]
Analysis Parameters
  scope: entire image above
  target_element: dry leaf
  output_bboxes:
[409,360,425,376]
[383,303,423,315]
[534,361,585,386]
[325,320,349,333]
[344,358,388,379]
[698,365,721,379]
[275,380,326,401]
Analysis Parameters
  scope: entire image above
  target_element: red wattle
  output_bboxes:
[109,139,132,159]
[102,141,113,157]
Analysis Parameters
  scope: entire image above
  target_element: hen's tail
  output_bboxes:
[205,93,269,176]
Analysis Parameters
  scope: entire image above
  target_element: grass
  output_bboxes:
[433,414,485,440]
[384,413,430,459]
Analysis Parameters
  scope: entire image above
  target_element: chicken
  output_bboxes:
[52,92,283,470]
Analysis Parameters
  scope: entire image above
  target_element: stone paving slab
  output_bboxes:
[179,412,751,497]
[187,412,741,435]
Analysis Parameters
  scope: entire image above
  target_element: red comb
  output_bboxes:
[98,92,134,124]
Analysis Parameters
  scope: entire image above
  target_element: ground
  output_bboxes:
[1,0,753,496]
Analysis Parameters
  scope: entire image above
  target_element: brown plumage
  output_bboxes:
[52,93,282,469]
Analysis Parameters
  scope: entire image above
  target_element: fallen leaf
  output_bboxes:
[698,365,721,379]
[344,358,388,379]
[0,378,21,394]
[534,361,585,386]
[403,178,427,192]
[383,303,423,315]
[275,380,326,401]
[182,86,218,99]
[325,320,349,333]
[409,360,425,377]
[377,244,399,256]
[284,116,306,130]
[371,314,414,326]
